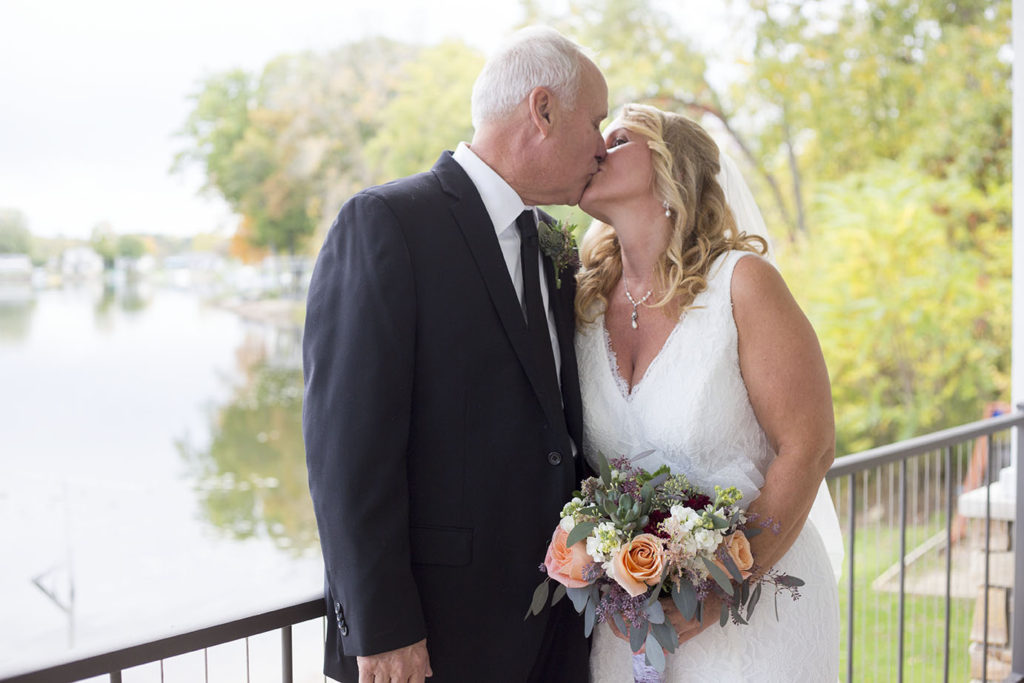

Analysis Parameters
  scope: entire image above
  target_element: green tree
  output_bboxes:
[175,39,420,255]
[740,0,1010,238]
[364,40,483,180]
[780,163,1010,454]
[90,222,117,269]
[179,361,316,553]
[116,234,147,260]
[0,209,31,254]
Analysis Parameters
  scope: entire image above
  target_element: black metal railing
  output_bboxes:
[0,597,325,683]
[3,411,1023,683]
[828,409,1024,682]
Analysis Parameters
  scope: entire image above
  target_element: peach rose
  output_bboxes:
[610,533,665,597]
[714,530,754,579]
[544,525,592,588]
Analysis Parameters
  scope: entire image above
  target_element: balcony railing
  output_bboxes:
[2,410,1023,683]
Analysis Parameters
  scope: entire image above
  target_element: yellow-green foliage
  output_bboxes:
[779,163,1010,455]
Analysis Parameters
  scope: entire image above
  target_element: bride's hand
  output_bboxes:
[607,596,720,652]
[662,595,718,645]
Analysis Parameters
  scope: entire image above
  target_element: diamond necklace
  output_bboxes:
[623,280,654,330]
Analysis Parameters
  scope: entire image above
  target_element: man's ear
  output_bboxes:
[528,86,555,137]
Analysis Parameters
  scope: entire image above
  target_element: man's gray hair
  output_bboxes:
[471,26,589,129]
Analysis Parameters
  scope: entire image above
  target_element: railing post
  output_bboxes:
[847,473,855,683]
[898,459,907,683]
[282,625,293,683]
[944,446,952,683]
[1008,420,1024,682]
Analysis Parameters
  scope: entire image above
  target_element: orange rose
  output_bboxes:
[610,533,665,597]
[544,525,592,588]
[714,530,754,579]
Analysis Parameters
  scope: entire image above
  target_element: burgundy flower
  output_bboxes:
[643,509,671,538]
[683,493,712,510]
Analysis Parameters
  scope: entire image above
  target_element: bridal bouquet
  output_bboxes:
[526,452,803,672]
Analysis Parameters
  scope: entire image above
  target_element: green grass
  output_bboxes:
[839,522,974,682]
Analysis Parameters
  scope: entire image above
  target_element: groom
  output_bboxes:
[302,26,608,682]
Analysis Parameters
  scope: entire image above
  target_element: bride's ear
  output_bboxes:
[528,86,555,138]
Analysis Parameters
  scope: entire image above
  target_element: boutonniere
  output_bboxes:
[537,219,580,289]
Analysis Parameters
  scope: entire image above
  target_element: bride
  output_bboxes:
[575,103,841,682]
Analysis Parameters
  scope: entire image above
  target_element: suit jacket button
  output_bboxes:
[339,622,349,637]
[547,451,562,466]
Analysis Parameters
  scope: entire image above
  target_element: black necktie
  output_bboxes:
[515,210,560,399]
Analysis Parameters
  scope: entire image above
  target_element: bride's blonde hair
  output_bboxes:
[575,104,767,323]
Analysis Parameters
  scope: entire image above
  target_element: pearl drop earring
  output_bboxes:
[662,200,671,217]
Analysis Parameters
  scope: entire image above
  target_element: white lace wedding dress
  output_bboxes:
[578,251,840,682]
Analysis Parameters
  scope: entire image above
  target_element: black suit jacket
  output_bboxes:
[303,152,589,682]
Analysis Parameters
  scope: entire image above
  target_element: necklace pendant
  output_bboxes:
[631,309,639,329]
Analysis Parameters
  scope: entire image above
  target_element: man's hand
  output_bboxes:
[357,639,432,683]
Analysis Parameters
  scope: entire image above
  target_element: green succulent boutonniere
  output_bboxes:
[538,219,581,289]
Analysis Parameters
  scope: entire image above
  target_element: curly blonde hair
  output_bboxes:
[575,103,767,323]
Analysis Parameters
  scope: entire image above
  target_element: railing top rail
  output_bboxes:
[0,595,325,683]
[827,410,1024,478]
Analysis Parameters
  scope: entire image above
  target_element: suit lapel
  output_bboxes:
[433,153,564,425]
[543,251,584,450]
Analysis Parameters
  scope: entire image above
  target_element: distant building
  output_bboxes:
[61,247,104,279]
[0,254,32,281]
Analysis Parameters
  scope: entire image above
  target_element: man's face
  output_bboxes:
[537,61,609,206]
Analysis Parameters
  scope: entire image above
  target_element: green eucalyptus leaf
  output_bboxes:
[646,472,670,489]
[551,582,567,607]
[525,580,549,620]
[566,586,590,613]
[747,582,762,619]
[645,599,666,624]
[651,621,677,654]
[612,611,628,637]
[777,575,805,587]
[629,619,648,653]
[701,556,735,596]
[721,551,744,583]
[743,526,763,539]
[719,601,729,626]
[597,451,612,485]
[710,513,730,530]
[672,578,698,620]
[566,521,596,548]
[645,631,667,672]
[584,591,597,637]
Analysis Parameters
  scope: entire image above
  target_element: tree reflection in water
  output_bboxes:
[0,285,36,343]
[179,327,318,554]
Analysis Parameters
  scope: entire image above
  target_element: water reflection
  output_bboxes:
[0,284,37,343]
[0,284,323,671]
[180,325,318,553]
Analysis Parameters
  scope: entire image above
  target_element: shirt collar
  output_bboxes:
[452,142,533,236]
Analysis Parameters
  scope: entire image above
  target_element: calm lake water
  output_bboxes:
[0,281,325,679]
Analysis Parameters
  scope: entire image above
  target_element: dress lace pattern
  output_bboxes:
[577,251,840,682]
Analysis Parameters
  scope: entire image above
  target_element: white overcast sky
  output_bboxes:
[0,0,733,239]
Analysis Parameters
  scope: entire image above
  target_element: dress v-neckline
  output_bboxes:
[602,314,685,401]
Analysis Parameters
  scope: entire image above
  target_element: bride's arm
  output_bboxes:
[661,254,834,647]
[732,254,835,574]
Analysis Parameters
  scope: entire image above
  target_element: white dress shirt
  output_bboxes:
[452,142,562,384]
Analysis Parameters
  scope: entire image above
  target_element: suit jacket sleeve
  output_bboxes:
[302,191,425,656]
